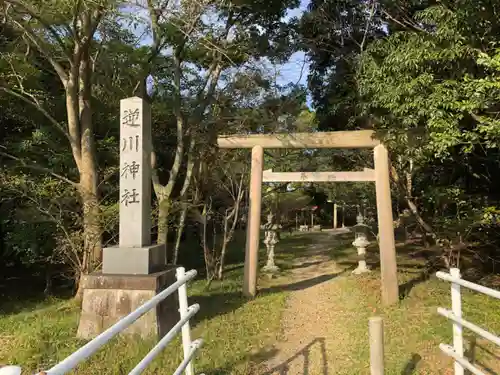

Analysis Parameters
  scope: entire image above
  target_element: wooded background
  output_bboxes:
[1,0,500,297]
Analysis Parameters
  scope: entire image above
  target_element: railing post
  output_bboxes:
[369,316,384,375]
[176,267,194,375]
[450,268,464,375]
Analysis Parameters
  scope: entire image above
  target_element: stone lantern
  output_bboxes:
[262,212,281,273]
[352,213,371,274]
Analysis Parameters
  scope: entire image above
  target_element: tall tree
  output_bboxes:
[0,0,122,274]
[300,0,384,130]
[131,0,300,255]
[356,1,500,264]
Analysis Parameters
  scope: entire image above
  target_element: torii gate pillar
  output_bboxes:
[244,145,264,297]
[374,144,398,305]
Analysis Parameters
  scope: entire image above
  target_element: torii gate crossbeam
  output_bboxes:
[262,168,376,183]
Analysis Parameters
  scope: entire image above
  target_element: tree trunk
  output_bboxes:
[80,186,101,265]
[157,198,171,260]
[173,139,197,265]
[44,266,53,296]
[390,165,435,238]
[217,212,232,280]
[74,270,84,302]
[152,118,186,250]
[79,46,101,269]
[217,181,244,279]
[173,202,188,265]
[405,198,432,233]
[64,62,101,278]
[217,242,228,280]
[200,204,214,280]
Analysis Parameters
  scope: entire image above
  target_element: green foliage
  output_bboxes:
[359,5,500,156]
[300,0,385,129]
[297,0,500,266]
[0,0,306,288]
[356,2,500,244]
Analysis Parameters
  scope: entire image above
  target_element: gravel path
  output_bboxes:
[259,231,363,375]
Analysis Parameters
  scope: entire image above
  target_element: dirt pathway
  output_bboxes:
[258,230,369,375]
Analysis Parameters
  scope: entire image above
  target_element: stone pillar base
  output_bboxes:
[77,267,178,339]
[262,264,280,273]
[352,261,371,275]
[102,244,165,275]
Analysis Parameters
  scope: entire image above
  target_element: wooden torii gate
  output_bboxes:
[217,130,398,305]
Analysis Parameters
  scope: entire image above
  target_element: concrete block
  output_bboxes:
[77,268,179,339]
[77,312,103,339]
[102,243,165,275]
[81,289,110,315]
[80,267,176,290]
[110,290,132,316]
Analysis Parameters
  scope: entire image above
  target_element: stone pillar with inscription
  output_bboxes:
[103,97,165,274]
[77,97,176,339]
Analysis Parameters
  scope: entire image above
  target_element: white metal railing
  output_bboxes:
[436,267,500,375]
[0,267,203,375]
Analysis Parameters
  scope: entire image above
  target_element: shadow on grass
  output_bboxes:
[191,232,356,327]
[334,256,436,301]
[334,238,445,301]
[261,270,347,294]
[0,296,48,316]
[335,246,380,271]
[398,270,432,300]
[401,353,421,374]
[287,260,324,270]
[278,233,318,247]
[467,336,500,375]
[276,232,355,269]
[221,264,245,273]
[200,346,280,375]
[191,270,347,325]
[203,337,328,375]
[395,243,440,259]
[261,337,328,375]
[0,274,73,316]
[190,291,247,326]
[0,231,337,320]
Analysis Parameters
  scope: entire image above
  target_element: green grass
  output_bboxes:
[0,287,286,374]
[1,232,499,375]
[309,236,500,375]
[356,274,500,374]
[249,232,500,375]
[0,234,301,375]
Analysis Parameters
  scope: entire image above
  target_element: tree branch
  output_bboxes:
[0,85,71,142]
[359,0,376,52]
[380,7,428,33]
[180,136,197,197]
[72,0,83,43]
[5,0,72,59]
[194,61,223,121]
[9,17,68,82]
[87,6,104,47]
[0,150,79,187]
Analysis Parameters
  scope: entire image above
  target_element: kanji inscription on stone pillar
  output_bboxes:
[119,97,152,247]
